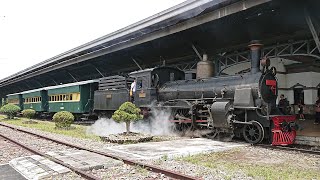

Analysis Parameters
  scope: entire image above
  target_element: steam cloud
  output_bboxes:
[87,108,176,136]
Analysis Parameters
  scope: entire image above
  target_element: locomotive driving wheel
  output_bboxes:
[242,121,264,144]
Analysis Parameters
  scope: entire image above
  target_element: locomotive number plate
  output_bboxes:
[106,94,112,99]
[139,92,146,98]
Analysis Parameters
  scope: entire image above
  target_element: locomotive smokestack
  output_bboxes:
[248,40,263,74]
[196,54,214,79]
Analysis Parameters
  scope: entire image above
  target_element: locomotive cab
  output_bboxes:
[129,67,184,107]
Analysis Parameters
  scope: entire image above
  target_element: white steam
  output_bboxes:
[87,108,176,136]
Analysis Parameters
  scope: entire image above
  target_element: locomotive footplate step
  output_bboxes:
[0,164,26,180]
[46,150,123,170]
[9,155,70,180]
[105,138,246,160]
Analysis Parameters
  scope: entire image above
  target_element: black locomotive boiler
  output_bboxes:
[93,41,297,145]
[158,43,281,144]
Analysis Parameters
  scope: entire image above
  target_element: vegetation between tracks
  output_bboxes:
[0,115,99,140]
[177,148,320,180]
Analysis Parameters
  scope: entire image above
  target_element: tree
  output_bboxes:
[0,104,21,119]
[112,102,143,134]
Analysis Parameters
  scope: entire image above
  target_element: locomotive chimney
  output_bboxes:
[248,40,263,74]
[196,54,214,79]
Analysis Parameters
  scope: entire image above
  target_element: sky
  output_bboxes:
[0,0,185,79]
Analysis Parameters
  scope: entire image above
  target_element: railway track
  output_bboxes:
[256,144,320,156]
[0,122,200,180]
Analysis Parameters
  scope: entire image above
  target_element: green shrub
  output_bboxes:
[0,104,21,119]
[112,102,143,134]
[53,111,74,128]
[22,109,36,119]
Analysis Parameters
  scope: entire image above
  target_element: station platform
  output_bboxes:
[296,119,320,146]
[104,138,247,160]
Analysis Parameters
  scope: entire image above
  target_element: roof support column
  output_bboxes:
[214,58,220,77]
[305,8,320,53]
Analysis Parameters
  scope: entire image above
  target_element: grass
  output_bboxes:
[177,149,320,180]
[0,115,100,140]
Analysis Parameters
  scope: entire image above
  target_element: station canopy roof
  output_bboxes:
[0,0,319,96]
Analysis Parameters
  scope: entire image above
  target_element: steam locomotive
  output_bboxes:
[94,41,297,145]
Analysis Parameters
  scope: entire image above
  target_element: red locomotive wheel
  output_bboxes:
[242,121,264,144]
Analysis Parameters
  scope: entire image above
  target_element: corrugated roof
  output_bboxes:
[0,0,244,84]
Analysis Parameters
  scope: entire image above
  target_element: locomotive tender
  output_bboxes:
[5,41,297,145]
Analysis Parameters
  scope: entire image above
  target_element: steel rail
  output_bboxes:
[0,122,200,180]
[255,144,320,156]
[0,132,101,180]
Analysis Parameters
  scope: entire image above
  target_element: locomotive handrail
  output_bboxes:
[233,106,259,109]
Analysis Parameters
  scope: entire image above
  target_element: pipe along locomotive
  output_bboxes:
[6,41,297,145]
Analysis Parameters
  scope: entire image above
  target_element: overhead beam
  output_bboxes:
[89,63,105,77]
[191,44,203,61]
[304,8,320,53]
[66,71,78,82]
[33,80,43,87]
[132,58,143,70]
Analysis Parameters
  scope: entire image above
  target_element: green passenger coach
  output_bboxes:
[47,80,98,114]
[22,90,48,112]
[7,94,23,110]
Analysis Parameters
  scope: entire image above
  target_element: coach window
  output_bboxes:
[318,88,320,97]
[294,88,304,104]
[137,79,143,89]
